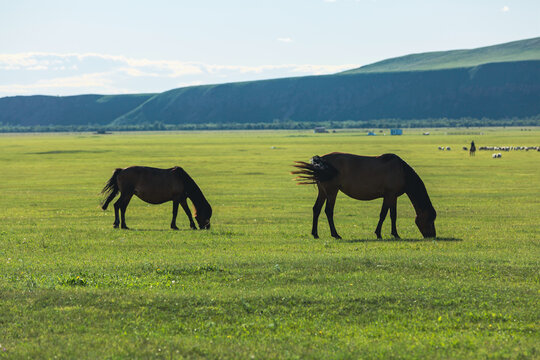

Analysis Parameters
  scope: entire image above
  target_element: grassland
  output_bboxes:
[0,128,538,359]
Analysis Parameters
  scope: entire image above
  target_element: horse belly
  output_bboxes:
[340,182,384,201]
[134,180,181,204]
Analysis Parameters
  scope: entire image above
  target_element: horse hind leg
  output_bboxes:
[113,196,121,228]
[375,200,389,239]
[312,188,326,239]
[114,192,133,229]
[324,187,341,239]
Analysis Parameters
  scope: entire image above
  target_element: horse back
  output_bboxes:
[322,153,406,200]
[117,166,186,204]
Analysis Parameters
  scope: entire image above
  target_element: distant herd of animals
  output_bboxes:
[440,145,539,152]
[101,152,437,239]
[439,141,539,159]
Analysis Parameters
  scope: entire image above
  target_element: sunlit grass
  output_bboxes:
[0,128,539,359]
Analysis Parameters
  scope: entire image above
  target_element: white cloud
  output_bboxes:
[0,51,360,96]
[176,80,204,88]
[28,65,48,71]
[117,67,160,78]
[289,64,356,74]
[0,52,205,77]
[0,72,131,95]
[277,37,293,43]
[0,52,357,78]
[501,5,509,12]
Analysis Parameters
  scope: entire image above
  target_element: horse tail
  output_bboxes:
[101,168,122,210]
[292,155,339,184]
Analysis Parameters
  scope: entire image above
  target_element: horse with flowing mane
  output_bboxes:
[292,153,436,239]
[101,166,212,230]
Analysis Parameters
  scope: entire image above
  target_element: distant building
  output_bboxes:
[391,129,403,135]
[314,127,328,133]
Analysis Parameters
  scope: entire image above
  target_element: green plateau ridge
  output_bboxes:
[341,36,540,74]
[1,37,539,129]
[113,60,540,126]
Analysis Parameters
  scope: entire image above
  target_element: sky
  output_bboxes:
[1,0,539,97]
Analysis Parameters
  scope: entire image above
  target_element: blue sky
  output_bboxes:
[1,0,539,97]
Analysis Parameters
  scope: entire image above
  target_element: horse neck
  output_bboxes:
[186,181,211,215]
[404,165,434,217]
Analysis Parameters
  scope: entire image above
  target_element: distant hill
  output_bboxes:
[113,60,540,125]
[341,37,540,74]
[1,37,540,130]
[0,94,153,127]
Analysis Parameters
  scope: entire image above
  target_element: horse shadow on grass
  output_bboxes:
[338,237,462,243]
[30,150,110,155]
[127,228,194,232]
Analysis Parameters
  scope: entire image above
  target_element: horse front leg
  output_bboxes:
[180,198,197,229]
[375,200,389,239]
[171,201,179,230]
[389,197,400,239]
[324,188,341,239]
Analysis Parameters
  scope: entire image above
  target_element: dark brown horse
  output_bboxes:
[101,166,212,230]
[292,153,436,239]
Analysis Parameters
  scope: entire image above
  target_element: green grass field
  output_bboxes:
[0,128,539,359]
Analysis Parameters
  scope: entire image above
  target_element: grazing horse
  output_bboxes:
[292,153,436,239]
[101,166,212,230]
[470,141,476,156]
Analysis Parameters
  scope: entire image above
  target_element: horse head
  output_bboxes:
[194,206,212,230]
[415,207,436,238]
[195,215,211,230]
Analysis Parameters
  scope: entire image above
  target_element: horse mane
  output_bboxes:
[292,155,339,184]
[174,167,212,219]
[400,159,436,220]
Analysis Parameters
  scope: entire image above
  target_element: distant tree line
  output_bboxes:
[0,116,539,133]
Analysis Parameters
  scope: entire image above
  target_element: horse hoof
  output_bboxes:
[312,234,319,239]
[113,224,119,229]
[332,234,342,240]
[392,234,401,239]
[121,226,129,230]
[171,226,179,230]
